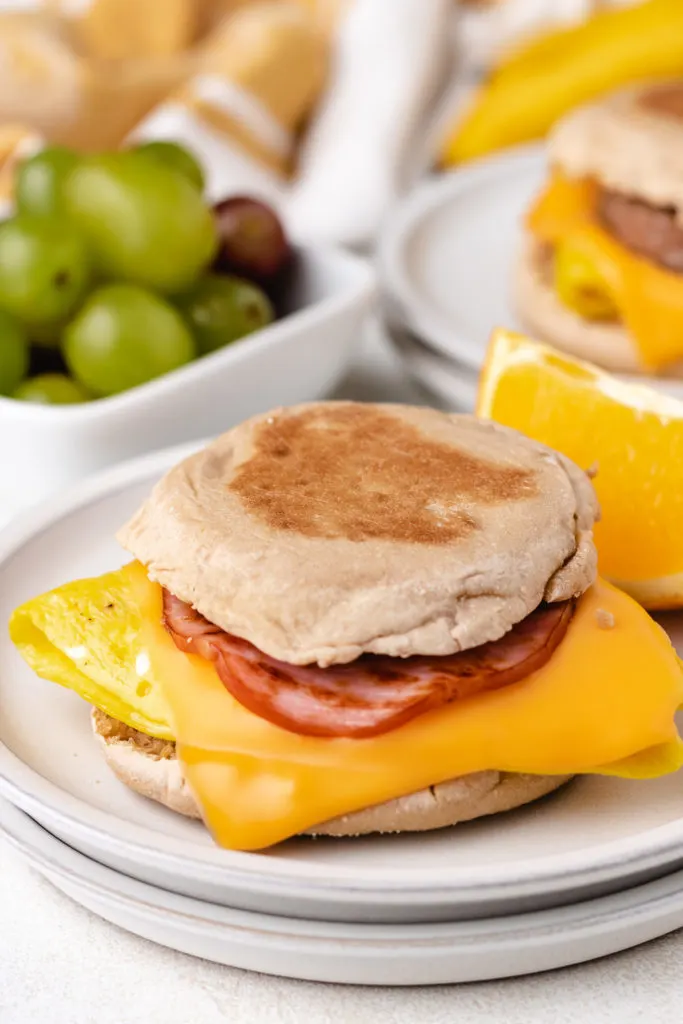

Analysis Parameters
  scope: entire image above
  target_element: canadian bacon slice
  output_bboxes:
[162,590,574,739]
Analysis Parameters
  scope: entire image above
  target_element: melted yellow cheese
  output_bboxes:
[11,562,683,851]
[130,564,683,850]
[528,173,683,371]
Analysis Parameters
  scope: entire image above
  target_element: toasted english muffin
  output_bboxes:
[118,402,598,667]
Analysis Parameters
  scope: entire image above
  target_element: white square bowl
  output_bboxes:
[0,245,375,509]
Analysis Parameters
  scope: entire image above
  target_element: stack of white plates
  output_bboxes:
[2,446,683,986]
[378,145,683,410]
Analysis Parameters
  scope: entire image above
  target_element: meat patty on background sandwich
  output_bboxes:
[10,402,683,851]
[516,80,683,377]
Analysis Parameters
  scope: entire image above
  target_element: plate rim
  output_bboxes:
[377,143,545,371]
[387,323,479,409]
[4,794,683,948]
[379,146,683,402]
[2,443,683,904]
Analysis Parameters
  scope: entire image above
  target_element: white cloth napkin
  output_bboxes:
[281,0,641,250]
[284,0,453,250]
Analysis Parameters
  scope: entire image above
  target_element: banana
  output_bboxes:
[441,0,683,166]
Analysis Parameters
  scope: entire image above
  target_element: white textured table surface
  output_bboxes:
[3,331,683,1024]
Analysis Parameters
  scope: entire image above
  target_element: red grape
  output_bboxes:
[213,197,291,282]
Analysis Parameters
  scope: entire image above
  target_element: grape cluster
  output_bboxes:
[0,141,290,404]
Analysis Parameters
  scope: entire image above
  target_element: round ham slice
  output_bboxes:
[162,591,574,739]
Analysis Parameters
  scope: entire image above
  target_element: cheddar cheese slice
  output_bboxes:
[10,562,683,850]
[527,173,683,370]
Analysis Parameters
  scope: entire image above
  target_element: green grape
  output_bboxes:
[64,283,196,396]
[15,145,81,219]
[176,274,274,355]
[133,140,205,192]
[13,373,90,404]
[0,311,29,395]
[64,153,217,294]
[0,217,91,327]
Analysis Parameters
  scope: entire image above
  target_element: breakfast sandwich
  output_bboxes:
[10,402,683,850]
[515,81,683,377]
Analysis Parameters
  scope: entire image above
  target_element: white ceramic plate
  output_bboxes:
[6,797,683,987]
[387,322,478,411]
[2,448,683,924]
[379,146,683,401]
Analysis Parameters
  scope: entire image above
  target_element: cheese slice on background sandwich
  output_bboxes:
[10,402,683,851]
[517,80,683,377]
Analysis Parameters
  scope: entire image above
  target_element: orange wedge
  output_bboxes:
[477,329,683,609]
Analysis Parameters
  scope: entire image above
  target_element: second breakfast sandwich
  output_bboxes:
[10,403,683,850]
[516,80,683,377]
